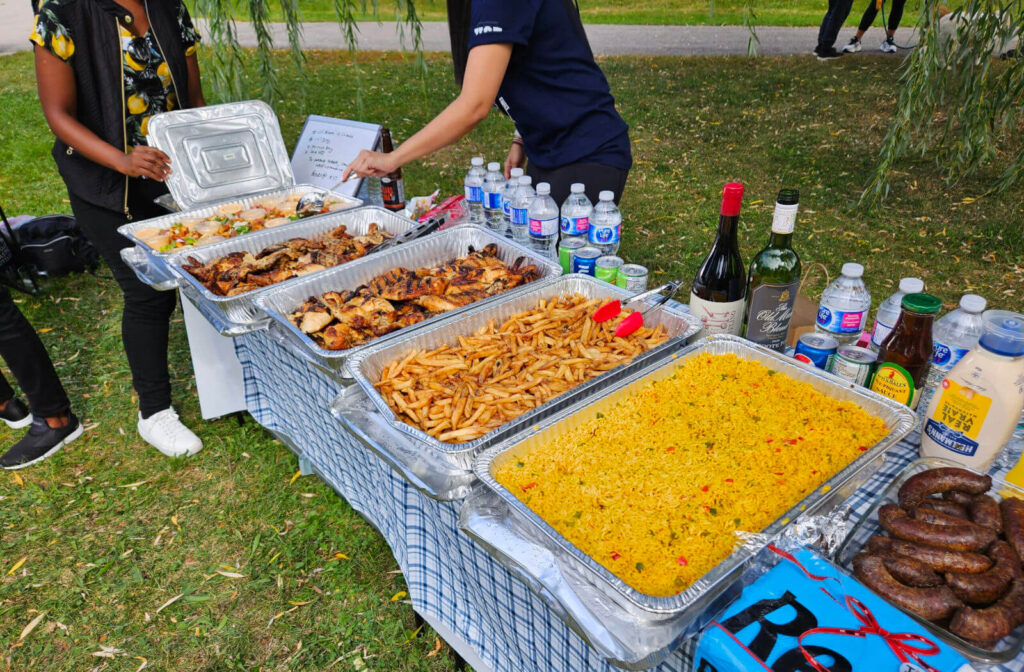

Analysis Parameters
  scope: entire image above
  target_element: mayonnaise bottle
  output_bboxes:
[920,310,1024,471]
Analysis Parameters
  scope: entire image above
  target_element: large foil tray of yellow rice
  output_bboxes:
[470,335,916,624]
[332,274,702,501]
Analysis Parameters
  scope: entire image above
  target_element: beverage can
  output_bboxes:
[594,256,623,283]
[571,247,602,276]
[557,239,586,275]
[794,333,839,370]
[830,345,876,386]
[615,264,648,291]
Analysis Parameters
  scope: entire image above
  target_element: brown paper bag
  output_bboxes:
[786,263,831,348]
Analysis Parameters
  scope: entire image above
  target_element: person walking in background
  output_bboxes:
[31,0,206,458]
[0,287,81,469]
[814,0,855,60]
[843,0,907,53]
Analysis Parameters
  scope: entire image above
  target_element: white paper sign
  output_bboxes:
[290,115,381,198]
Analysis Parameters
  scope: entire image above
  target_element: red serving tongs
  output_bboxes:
[592,281,683,338]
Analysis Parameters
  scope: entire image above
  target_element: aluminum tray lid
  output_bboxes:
[147,101,293,210]
[474,335,918,615]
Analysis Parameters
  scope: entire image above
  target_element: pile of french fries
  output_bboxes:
[374,294,669,444]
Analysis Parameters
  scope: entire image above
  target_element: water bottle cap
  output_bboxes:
[471,157,484,166]
[980,310,1024,357]
[519,176,532,185]
[898,277,924,294]
[901,293,942,314]
[960,294,987,313]
[536,182,551,195]
[571,183,585,193]
[599,190,614,201]
[510,168,524,177]
[841,262,864,278]
[487,162,500,172]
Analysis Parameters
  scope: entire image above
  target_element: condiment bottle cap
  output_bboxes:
[841,262,864,278]
[960,294,987,313]
[901,293,942,314]
[980,310,1024,357]
[899,277,924,294]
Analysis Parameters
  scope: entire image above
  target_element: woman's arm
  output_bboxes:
[341,43,513,181]
[186,53,205,108]
[34,45,171,180]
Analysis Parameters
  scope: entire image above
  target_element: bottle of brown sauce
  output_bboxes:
[870,292,942,409]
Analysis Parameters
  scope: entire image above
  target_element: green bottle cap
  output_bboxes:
[901,293,942,314]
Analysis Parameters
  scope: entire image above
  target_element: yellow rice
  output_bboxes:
[493,353,889,597]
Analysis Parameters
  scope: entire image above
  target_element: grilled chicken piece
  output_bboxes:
[369,268,448,301]
[321,322,363,350]
[298,310,333,334]
[414,295,467,312]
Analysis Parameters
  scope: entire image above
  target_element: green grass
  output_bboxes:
[0,49,1022,670]
[226,0,946,27]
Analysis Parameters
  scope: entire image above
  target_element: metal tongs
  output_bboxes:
[295,175,349,217]
[369,216,444,254]
[593,280,683,338]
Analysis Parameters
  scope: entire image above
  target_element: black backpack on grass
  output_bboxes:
[0,205,100,293]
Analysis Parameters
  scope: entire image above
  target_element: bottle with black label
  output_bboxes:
[379,127,405,212]
[743,189,802,351]
[690,182,747,337]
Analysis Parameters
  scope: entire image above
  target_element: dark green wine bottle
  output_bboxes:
[743,189,802,351]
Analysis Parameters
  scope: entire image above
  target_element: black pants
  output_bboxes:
[526,162,630,208]
[818,0,855,49]
[68,178,177,418]
[857,0,906,33]
[0,286,71,417]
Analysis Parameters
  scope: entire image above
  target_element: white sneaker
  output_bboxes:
[138,408,203,458]
[843,37,862,53]
[881,36,898,53]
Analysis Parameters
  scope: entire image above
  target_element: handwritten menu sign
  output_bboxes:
[290,115,381,197]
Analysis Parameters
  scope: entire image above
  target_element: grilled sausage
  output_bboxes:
[946,542,1018,605]
[969,494,1003,534]
[853,554,963,621]
[1000,497,1024,565]
[873,551,944,587]
[950,579,1024,647]
[879,503,997,552]
[919,498,970,519]
[867,535,993,574]
[898,467,992,511]
[913,507,974,527]
[944,490,977,506]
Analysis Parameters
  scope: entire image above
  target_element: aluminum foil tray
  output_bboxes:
[255,225,562,373]
[340,274,702,472]
[116,185,362,288]
[169,207,417,331]
[474,335,917,617]
[836,456,1024,665]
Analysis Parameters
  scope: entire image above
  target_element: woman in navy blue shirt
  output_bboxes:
[343,0,632,205]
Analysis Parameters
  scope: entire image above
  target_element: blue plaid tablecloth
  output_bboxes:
[233,330,1023,672]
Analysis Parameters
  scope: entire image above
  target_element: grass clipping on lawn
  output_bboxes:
[494,353,889,597]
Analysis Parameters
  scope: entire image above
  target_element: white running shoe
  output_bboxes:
[881,36,898,53]
[138,408,203,458]
[843,37,862,53]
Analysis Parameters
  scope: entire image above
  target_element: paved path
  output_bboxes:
[0,6,916,58]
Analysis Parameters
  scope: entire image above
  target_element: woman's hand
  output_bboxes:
[504,141,526,178]
[119,146,172,181]
[342,150,400,182]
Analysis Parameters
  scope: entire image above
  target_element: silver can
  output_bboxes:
[830,345,877,386]
[616,264,648,291]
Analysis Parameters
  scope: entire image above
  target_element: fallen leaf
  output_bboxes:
[289,470,301,486]
[390,591,407,602]
[403,625,423,643]
[118,480,149,489]
[155,593,183,614]
[7,556,27,575]
[134,657,148,672]
[37,328,53,333]
[215,570,245,579]
[19,612,46,641]
[426,636,442,657]
[11,472,23,487]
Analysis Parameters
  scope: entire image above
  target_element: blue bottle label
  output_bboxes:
[465,186,483,203]
[816,306,866,334]
[484,191,502,209]
[502,198,512,217]
[511,207,528,226]
[924,418,980,457]
[932,342,971,370]
[561,215,590,236]
[588,222,620,245]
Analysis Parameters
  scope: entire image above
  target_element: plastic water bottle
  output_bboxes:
[918,294,987,417]
[501,167,524,237]
[528,182,559,259]
[870,277,925,351]
[464,157,485,224]
[482,162,505,231]
[588,190,621,255]
[510,176,535,244]
[815,262,871,345]
[560,183,592,247]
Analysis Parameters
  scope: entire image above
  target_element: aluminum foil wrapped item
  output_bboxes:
[692,539,975,672]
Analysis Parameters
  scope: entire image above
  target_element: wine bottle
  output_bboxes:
[690,182,746,337]
[743,189,802,351]
[379,128,406,212]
